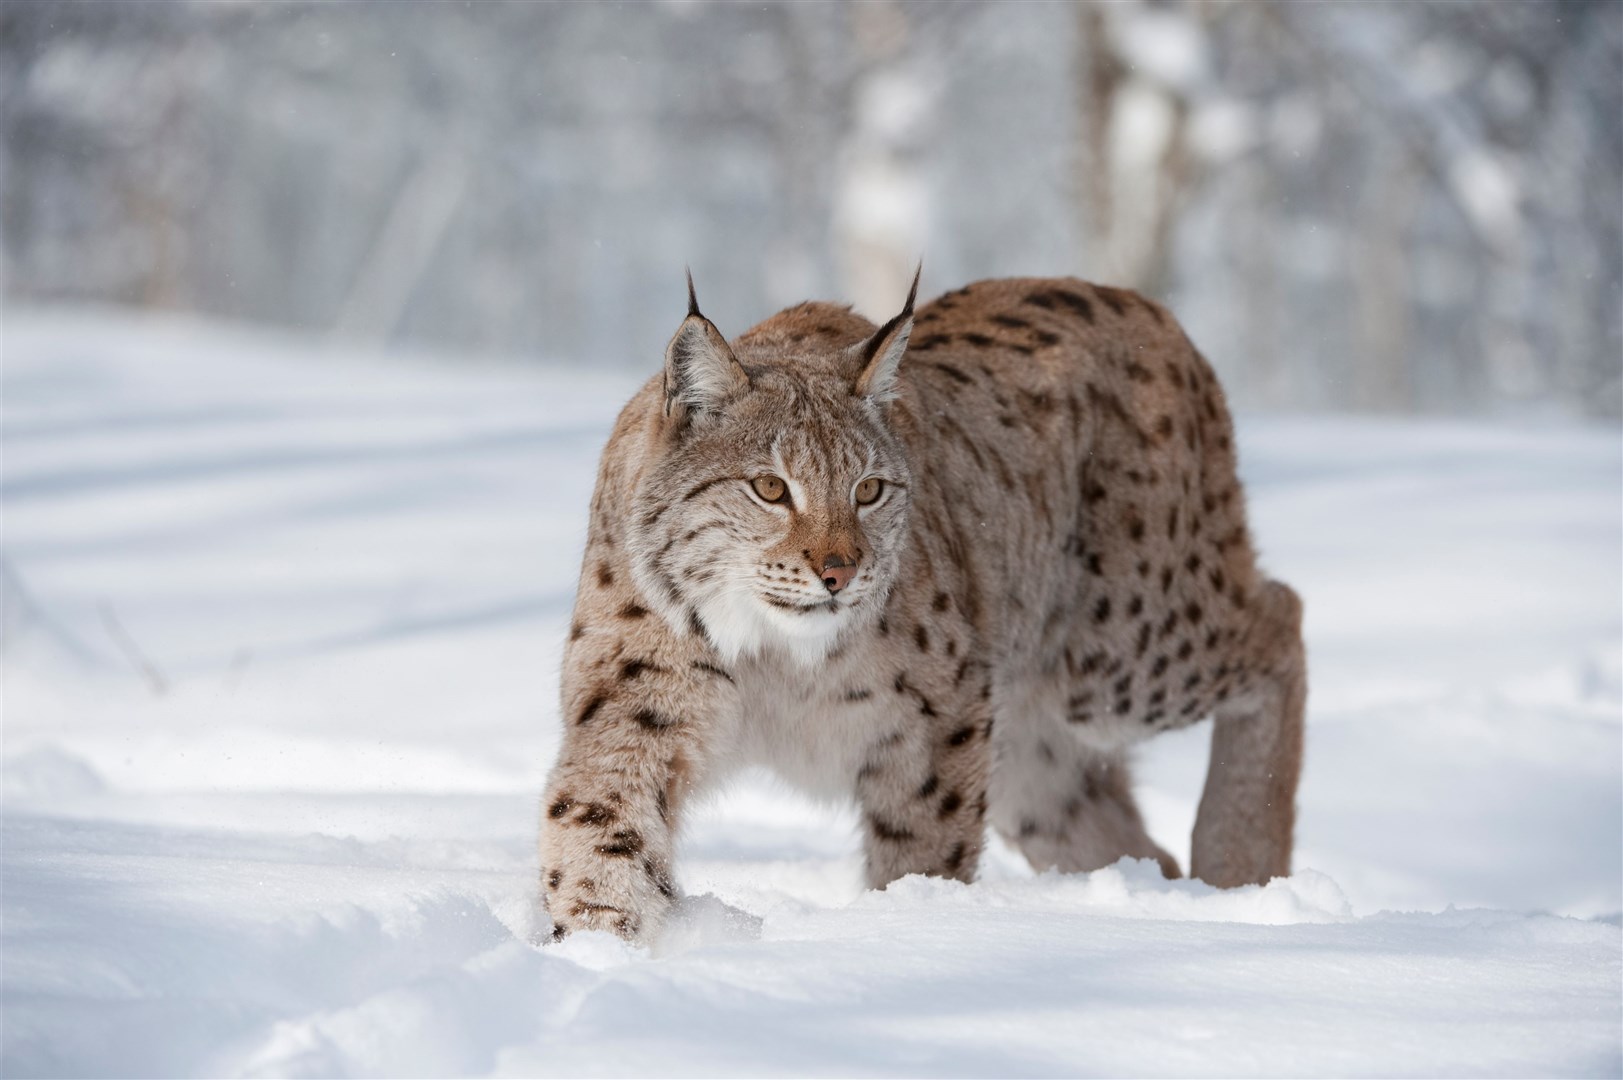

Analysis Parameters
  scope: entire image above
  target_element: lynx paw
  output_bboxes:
[541,853,676,942]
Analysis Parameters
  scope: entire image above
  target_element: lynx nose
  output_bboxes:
[819,553,858,594]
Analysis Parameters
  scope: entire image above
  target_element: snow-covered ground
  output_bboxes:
[3,309,1619,1078]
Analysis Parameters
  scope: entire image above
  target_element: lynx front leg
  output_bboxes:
[539,636,736,941]
[855,676,993,887]
[1190,581,1306,887]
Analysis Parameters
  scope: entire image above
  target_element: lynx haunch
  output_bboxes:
[539,272,1305,940]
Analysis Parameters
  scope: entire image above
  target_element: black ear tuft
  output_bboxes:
[665,270,749,420]
[852,263,922,402]
[903,261,921,317]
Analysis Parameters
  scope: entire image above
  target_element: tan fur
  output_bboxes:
[539,276,1306,939]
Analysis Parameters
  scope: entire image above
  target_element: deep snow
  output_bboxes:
[2,309,1619,1077]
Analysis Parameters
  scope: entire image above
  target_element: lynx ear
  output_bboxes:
[852,264,921,403]
[663,270,749,420]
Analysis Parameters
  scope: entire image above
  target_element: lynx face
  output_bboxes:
[628,365,913,665]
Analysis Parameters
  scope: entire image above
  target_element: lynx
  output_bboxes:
[539,272,1305,940]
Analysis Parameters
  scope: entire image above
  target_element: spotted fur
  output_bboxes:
[540,275,1306,940]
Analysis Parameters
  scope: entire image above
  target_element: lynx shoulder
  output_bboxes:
[539,274,1305,940]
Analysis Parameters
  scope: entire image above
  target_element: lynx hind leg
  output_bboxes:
[1190,579,1306,887]
[989,681,1179,879]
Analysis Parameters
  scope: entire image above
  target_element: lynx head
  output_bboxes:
[627,271,919,665]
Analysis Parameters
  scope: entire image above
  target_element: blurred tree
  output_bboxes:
[1,0,1617,417]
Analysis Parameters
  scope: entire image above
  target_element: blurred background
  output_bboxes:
[3,0,1619,416]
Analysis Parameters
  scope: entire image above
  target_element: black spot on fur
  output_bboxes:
[948,725,976,747]
[1052,290,1096,322]
[577,693,608,726]
[1095,287,1129,316]
[578,802,616,827]
[634,708,675,730]
[621,659,661,681]
[645,859,676,899]
[596,829,644,857]
[1025,289,1095,324]
[869,815,914,843]
[692,660,734,682]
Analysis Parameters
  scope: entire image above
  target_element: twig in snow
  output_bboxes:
[98,601,168,696]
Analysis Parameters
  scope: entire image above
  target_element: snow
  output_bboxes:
[3,308,1620,1077]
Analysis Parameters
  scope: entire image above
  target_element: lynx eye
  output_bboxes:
[751,475,789,504]
[855,477,883,505]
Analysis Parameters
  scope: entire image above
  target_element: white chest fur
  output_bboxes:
[714,646,896,802]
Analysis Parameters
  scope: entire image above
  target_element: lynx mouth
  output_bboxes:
[761,594,840,615]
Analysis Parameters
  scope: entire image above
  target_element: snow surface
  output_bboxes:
[3,309,1619,1077]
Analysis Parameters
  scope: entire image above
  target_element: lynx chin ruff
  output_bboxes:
[540,271,1305,940]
